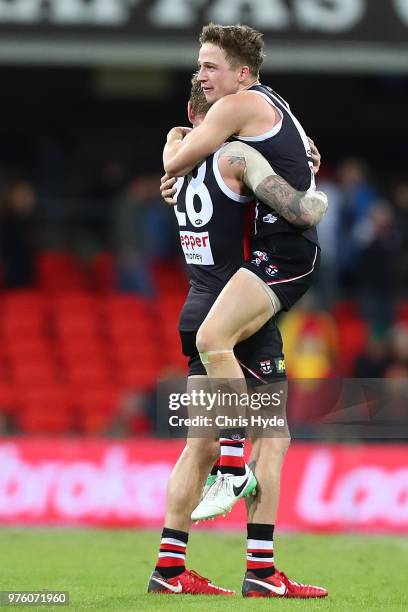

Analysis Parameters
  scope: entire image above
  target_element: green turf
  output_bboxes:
[0,529,406,611]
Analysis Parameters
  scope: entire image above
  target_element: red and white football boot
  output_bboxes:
[148,569,234,595]
[242,568,328,598]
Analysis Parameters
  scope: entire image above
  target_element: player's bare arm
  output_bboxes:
[219,142,328,229]
[163,93,271,177]
[161,137,322,205]
[255,176,328,229]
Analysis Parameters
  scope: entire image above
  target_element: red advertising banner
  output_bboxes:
[0,438,407,532]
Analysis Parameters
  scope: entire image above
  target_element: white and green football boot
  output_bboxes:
[192,464,257,522]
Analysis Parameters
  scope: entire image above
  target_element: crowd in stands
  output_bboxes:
[0,156,407,436]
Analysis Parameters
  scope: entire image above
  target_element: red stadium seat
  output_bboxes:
[396,301,408,326]
[37,252,89,292]
[58,338,109,364]
[151,260,188,296]
[1,291,48,337]
[52,291,99,315]
[66,360,114,387]
[17,386,73,434]
[102,294,152,318]
[76,387,120,434]
[6,337,53,359]
[55,311,100,338]
[2,290,46,313]
[0,383,18,414]
[119,360,160,391]
[90,252,116,293]
[12,359,59,385]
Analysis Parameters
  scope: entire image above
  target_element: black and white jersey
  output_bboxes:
[174,147,253,330]
[232,84,319,247]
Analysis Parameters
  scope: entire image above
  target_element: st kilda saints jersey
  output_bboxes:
[232,84,319,247]
[174,146,253,331]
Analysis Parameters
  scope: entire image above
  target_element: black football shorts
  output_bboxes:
[240,234,320,311]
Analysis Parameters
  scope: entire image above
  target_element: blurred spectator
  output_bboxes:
[316,168,342,306]
[384,323,408,376]
[112,174,179,295]
[392,181,408,295]
[354,201,400,334]
[279,292,339,379]
[80,159,127,252]
[112,176,155,295]
[336,158,378,289]
[0,179,37,287]
[110,390,152,436]
[280,293,340,431]
[382,324,408,421]
[354,333,388,378]
[0,411,7,435]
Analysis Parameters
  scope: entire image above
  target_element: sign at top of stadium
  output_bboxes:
[0,0,407,41]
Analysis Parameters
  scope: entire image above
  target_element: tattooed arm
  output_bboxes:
[254,175,328,229]
[220,141,328,229]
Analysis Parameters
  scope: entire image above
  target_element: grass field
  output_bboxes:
[0,529,406,611]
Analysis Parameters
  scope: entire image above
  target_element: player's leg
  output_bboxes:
[164,422,219,531]
[196,267,281,375]
[195,269,281,498]
[243,433,327,598]
[149,373,234,595]
[196,235,319,504]
[192,320,283,522]
[241,328,327,599]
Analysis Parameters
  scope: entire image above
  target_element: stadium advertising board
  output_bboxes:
[0,0,407,43]
[0,1,407,71]
[0,439,407,533]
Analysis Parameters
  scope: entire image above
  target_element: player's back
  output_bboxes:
[174,147,253,331]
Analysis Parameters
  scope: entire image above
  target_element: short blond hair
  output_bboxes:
[190,73,212,115]
[200,23,264,76]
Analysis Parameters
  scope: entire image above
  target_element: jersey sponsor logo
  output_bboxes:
[179,231,214,265]
[275,358,286,373]
[265,264,279,277]
[263,213,278,224]
[253,250,269,261]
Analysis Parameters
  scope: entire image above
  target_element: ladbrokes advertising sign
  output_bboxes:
[0,438,407,532]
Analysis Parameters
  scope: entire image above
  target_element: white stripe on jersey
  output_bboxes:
[266,89,316,191]
[212,148,253,203]
[234,91,283,142]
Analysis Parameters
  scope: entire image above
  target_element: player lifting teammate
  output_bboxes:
[148,71,328,597]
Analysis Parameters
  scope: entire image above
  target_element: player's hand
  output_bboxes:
[167,126,192,142]
[308,137,321,175]
[160,173,177,205]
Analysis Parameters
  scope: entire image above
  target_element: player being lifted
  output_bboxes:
[161,23,328,598]
[163,23,322,519]
[148,75,328,598]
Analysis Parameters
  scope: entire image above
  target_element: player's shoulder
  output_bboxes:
[211,92,253,112]
[220,141,253,156]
